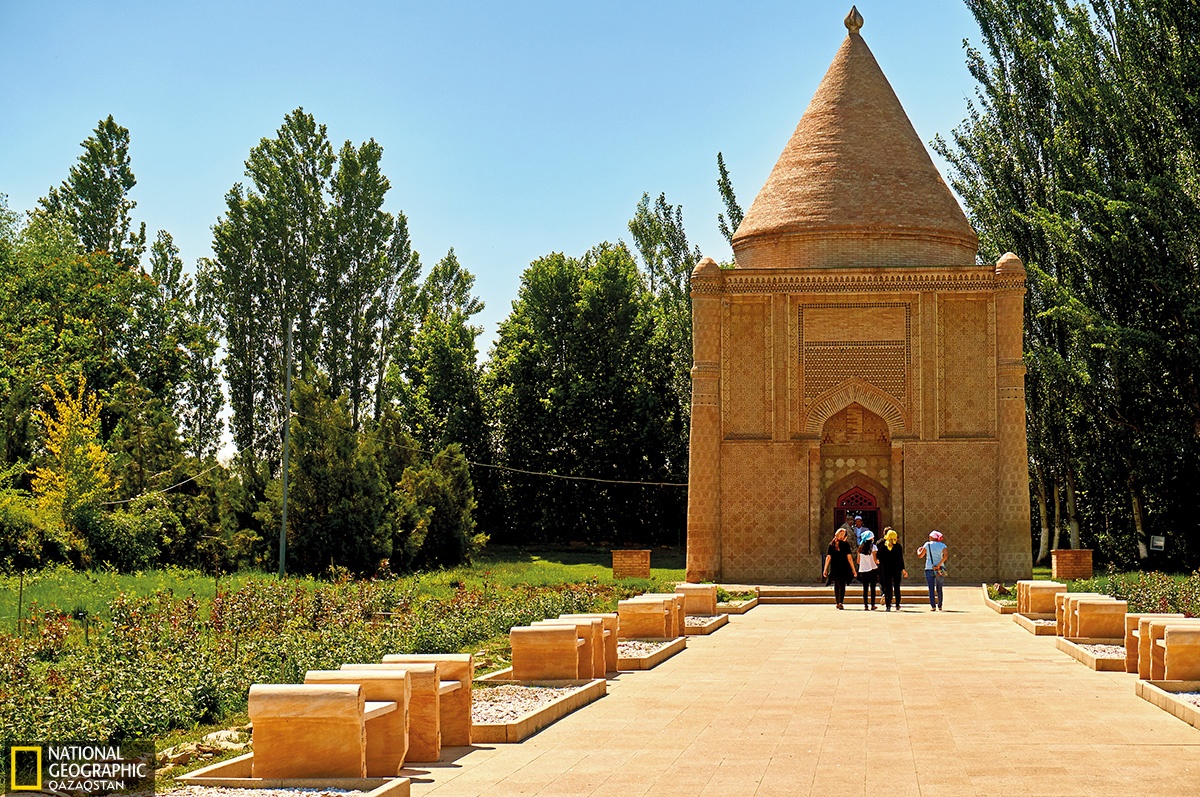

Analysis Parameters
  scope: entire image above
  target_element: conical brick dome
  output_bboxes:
[733,8,977,269]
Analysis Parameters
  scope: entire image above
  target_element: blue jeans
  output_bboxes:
[925,569,944,608]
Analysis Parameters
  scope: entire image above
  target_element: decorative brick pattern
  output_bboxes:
[722,299,770,438]
[1052,549,1093,581]
[805,343,906,401]
[939,298,995,437]
[612,549,651,580]
[719,443,808,583]
[901,441,998,582]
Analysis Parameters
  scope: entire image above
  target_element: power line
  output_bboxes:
[292,410,688,488]
[99,408,687,508]
[99,417,288,506]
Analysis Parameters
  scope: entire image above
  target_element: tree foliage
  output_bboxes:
[936,0,1200,567]
[31,375,113,557]
[716,151,744,247]
[40,115,147,270]
[487,244,685,545]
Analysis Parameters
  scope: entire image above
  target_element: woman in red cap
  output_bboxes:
[916,531,948,611]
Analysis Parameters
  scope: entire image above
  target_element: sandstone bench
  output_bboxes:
[1158,626,1200,681]
[302,669,410,776]
[1056,592,1108,636]
[1125,613,1183,673]
[1071,599,1128,640]
[617,598,673,639]
[1145,618,1200,680]
[675,584,718,616]
[557,613,618,674]
[510,624,583,680]
[340,661,457,762]
[1137,616,1196,679]
[247,683,388,778]
[380,654,473,747]
[533,617,605,679]
[639,593,686,635]
[1019,581,1066,615]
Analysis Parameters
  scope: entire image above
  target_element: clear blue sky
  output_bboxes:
[1,1,982,347]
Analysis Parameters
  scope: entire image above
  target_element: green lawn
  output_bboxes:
[0,546,687,624]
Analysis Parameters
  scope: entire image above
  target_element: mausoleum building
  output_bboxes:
[685,8,1031,584]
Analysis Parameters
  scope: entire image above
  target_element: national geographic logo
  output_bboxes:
[4,742,154,796]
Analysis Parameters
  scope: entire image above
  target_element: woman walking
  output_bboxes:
[823,527,856,610]
[857,530,879,610]
[876,527,907,611]
[917,530,949,611]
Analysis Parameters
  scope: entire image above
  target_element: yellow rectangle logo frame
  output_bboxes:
[10,746,43,791]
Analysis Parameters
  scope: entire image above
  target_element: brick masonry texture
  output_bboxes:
[1052,549,1094,581]
[612,550,651,580]
[684,21,1031,585]
[733,30,977,269]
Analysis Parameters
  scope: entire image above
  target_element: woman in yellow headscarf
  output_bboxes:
[875,527,908,611]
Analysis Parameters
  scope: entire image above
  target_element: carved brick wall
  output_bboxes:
[723,299,771,438]
[902,441,998,582]
[720,442,808,582]
[798,302,913,434]
[938,298,995,437]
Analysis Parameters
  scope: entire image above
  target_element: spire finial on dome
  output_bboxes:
[844,5,864,34]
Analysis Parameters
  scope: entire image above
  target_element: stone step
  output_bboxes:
[757,585,931,605]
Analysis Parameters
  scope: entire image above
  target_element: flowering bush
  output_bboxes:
[0,576,634,746]
[1078,569,1200,615]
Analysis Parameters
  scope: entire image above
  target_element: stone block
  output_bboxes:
[1056,592,1105,637]
[557,613,619,673]
[1145,619,1200,680]
[617,598,671,639]
[637,593,686,637]
[1065,594,1115,638]
[1025,582,1066,614]
[1125,614,1181,674]
[675,583,719,616]
[509,625,581,680]
[533,618,605,680]
[247,683,367,779]
[340,663,442,763]
[303,669,410,777]
[1164,626,1200,681]
[378,654,473,747]
[1074,599,1127,640]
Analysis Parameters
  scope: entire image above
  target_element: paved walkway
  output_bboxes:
[410,588,1200,796]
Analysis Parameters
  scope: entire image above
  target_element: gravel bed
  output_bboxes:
[684,616,716,627]
[472,683,580,724]
[1078,643,1125,659]
[618,639,673,657]
[173,788,365,797]
[1177,692,1200,708]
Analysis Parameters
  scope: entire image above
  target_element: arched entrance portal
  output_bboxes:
[819,403,893,540]
[834,486,878,534]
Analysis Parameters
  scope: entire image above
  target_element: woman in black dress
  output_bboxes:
[823,527,857,610]
[876,527,908,611]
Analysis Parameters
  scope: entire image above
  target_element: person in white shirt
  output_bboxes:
[857,528,879,610]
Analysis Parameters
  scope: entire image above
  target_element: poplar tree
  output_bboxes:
[211,108,334,464]
[937,0,1200,566]
[41,115,146,270]
[716,151,744,247]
